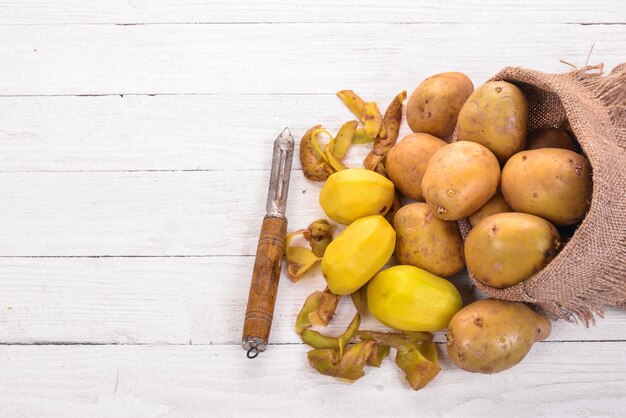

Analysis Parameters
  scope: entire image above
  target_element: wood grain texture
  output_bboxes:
[0,0,624,413]
[0,23,623,95]
[0,171,323,256]
[0,257,623,345]
[0,344,623,417]
[1,0,624,24]
[243,216,287,350]
[0,94,430,171]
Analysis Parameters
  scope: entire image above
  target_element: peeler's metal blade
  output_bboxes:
[266,128,295,218]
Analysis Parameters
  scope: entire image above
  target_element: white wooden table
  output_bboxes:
[0,1,624,416]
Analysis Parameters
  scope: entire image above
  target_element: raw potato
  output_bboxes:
[501,148,592,225]
[367,265,463,332]
[526,127,575,151]
[322,215,395,295]
[468,190,512,227]
[421,141,500,221]
[386,133,447,201]
[446,299,551,374]
[393,203,464,277]
[319,168,395,225]
[465,213,561,288]
[406,72,474,139]
[456,81,528,163]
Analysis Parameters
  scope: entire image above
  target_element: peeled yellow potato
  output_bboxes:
[367,265,463,332]
[321,215,395,295]
[319,168,395,225]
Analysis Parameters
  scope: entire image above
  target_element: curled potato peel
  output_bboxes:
[310,128,333,165]
[285,219,334,281]
[307,219,334,257]
[364,101,386,139]
[324,146,347,172]
[301,313,360,356]
[296,287,440,388]
[307,341,376,382]
[352,128,376,144]
[297,288,371,381]
[358,331,440,390]
[295,288,341,333]
[285,229,320,282]
[299,125,333,181]
[332,120,358,159]
[337,90,368,120]
[364,90,407,172]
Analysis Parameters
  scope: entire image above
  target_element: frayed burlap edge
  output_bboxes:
[457,64,626,325]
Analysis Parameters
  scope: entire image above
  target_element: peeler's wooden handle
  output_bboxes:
[242,215,287,354]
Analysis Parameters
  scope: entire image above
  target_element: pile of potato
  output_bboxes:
[396,72,592,290]
[291,71,593,387]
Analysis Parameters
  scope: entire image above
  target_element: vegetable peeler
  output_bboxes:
[242,127,295,358]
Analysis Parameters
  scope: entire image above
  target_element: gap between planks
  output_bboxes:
[0,340,623,346]
[0,22,623,27]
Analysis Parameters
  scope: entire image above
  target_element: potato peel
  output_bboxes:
[364,90,407,171]
[363,101,386,139]
[350,286,368,314]
[336,90,367,120]
[352,128,376,144]
[366,344,390,368]
[310,128,333,165]
[332,120,358,159]
[395,341,441,390]
[324,146,347,172]
[358,330,440,391]
[301,313,360,357]
[307,219,334,257]
[295,288,341,334]
[285,229,320,282]
[299,125,333,181]
[307,340,376,382]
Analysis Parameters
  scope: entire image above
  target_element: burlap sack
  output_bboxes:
[457,63,626,324]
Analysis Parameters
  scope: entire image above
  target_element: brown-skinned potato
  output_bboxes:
[406,72,474,140]
[393,203,465,277]
[421,141,500,221]
[456,81,528,163]
[447,299,551,374]
[526,127,575,151]
[386,133,447,201]
[465,212,561,288]
[501,148,592,225]
[468,190,512,227]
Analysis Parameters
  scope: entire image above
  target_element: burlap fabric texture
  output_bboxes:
[456,63,626,324]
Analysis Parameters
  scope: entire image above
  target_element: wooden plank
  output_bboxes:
[0,0,623,24]
[0,343,623,417]
[0,94,403,171]
[0,257,623,345]
[0,23,623,95]
[0,171,325,256]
